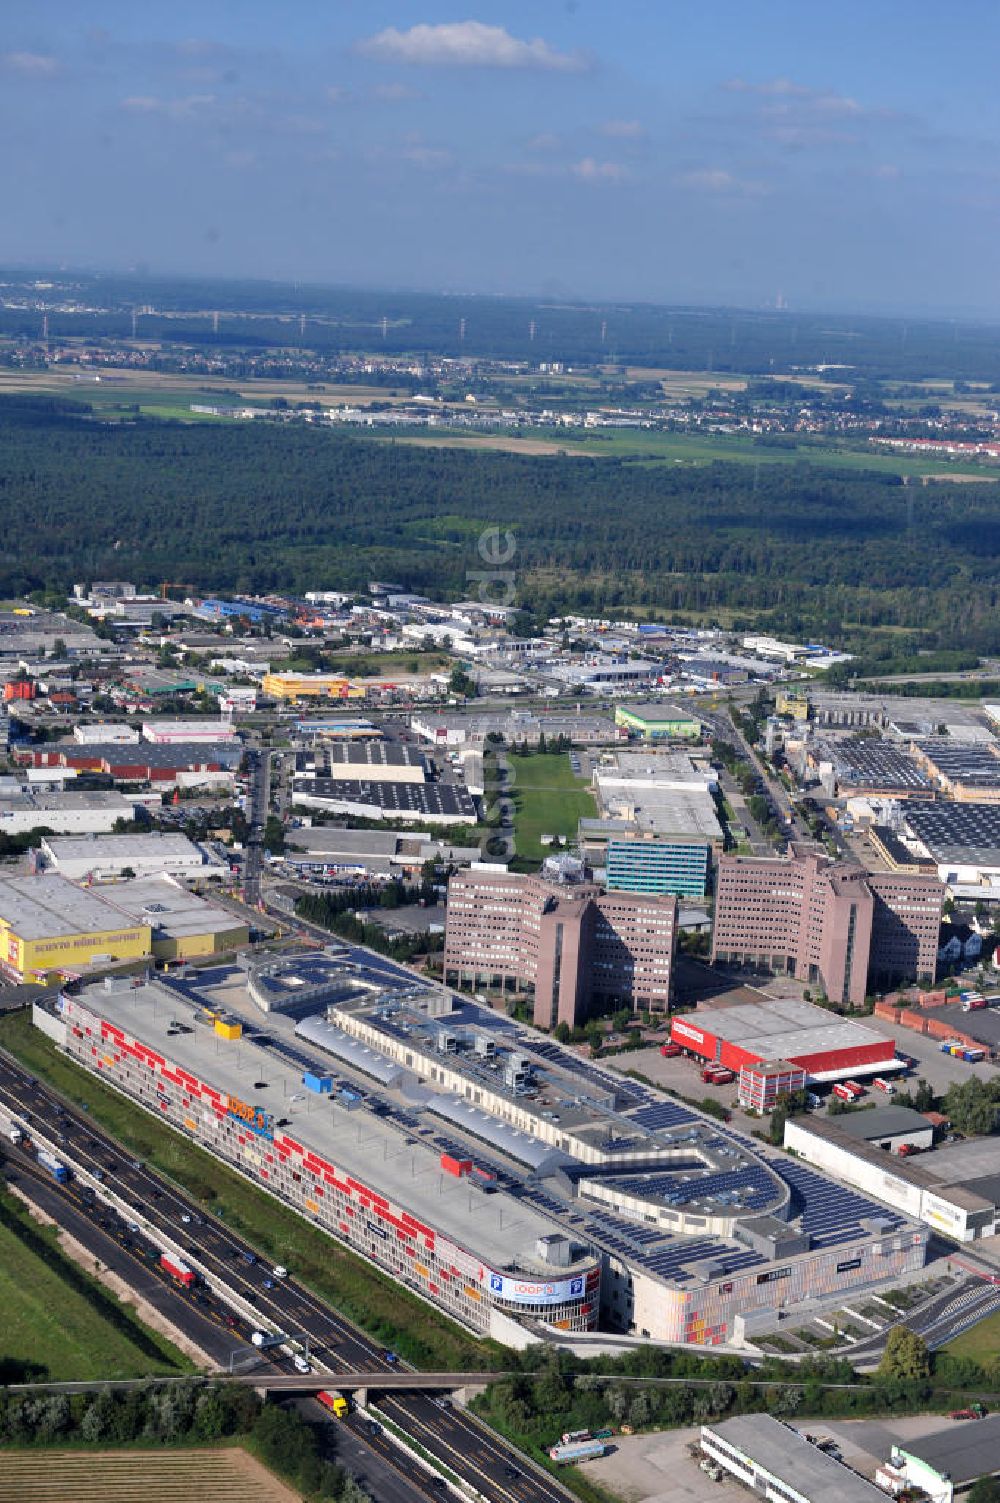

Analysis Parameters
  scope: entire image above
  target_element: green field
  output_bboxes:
[0,1010,496,1372]
[942,1308,1000,1362]
[507,751,596,866]
[396,421,994,480]
[0,1185,190,1382]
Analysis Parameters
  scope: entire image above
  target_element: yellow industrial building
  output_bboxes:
[0,874,152,983]
[263,671,366,703]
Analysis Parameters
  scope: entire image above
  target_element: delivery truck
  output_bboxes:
[36,1148,69,1183]
[160,1252,196,1288]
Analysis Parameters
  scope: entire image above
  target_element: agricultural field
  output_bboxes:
[507,750,596,866]
[394,422,994,480]
[0,1188,190,1382]
[0,1447,300,1503]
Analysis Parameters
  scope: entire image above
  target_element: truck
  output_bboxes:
[844,1080,865,1098]
[950,1403,987,1420]
[701,1065,735,1085]
[873,1078,895,1094]
[549,1440,607,1464]
[896,1143,919,1157]
[160,1252,196,1287]
[660,1043,683,1058]
[36,1148,69,1183]
[251,1330,286,1350]
[8,1124,23,1144]
[317,1390,350,1419]
[832,1083,857,1102]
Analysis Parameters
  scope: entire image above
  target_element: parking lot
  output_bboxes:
[586,1426,727,1503]
[891,1017,1000,1097]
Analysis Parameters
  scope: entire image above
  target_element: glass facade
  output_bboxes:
[605,837,709,898]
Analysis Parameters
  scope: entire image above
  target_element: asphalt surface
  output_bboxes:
[242,744,270,907]
[0,1050,576,1503]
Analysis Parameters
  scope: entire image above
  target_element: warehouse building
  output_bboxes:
[409,709,617,748]
[711,847,943,1004]
[38,832,228,885]
[24,740,242,788]
[0,788,140,837]
[890,1413,1000,1501]
[0,874,151,983]
[820,738,932,798]
[444,864,677,1025]
[913,738,1000,803]
[783,1116,998,1242]
[43,955,928,1347]
[614,702,702,741]
[291,779,477,825]
[671,997,898,1083]
[107,877,249,961]
[262,671,365,702]
[899,801,1000,886]
[296,742,427,786]
[284,827,480,880]
[701,1416,886,1503]
[142,719,238,744]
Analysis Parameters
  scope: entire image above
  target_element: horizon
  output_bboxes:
[4,3,1000,319]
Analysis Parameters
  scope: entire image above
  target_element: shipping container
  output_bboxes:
[302,1071,333,1094]
[160,1252,195,1287]
[440,1153,472,1178]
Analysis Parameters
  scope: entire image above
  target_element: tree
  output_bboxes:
[942,1077,999,1138]
[877,1325,930,1383]
[969,1478,1000,1503]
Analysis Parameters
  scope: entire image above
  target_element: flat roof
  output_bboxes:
[617,702,701,722]
[826,739,930,791]
[0,873,139,941]
[42,832,208,863]
[108,878,246,939]
[0,790,133,813]
[903,801,1000,865]
[293,780,477,818]
[705,1416,885,1503]
[686,997,893,1061]
[895,1412,1000,1484]
[319,743,424,770]
[75,974,592,1278]
[831,1106,933,1141]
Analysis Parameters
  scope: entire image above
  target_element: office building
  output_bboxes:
[711,848,942,1004]
[443,866,677,1026]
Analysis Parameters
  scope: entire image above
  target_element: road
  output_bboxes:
[0,1051,577,1503]
[846,1276,1000,1365]
[242,743,270,907]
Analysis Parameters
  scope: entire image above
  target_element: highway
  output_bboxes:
[0,1050,577,1503]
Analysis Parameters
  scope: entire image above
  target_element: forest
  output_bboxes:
[5,396,1000,652]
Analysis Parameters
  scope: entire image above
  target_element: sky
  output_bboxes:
[3,2,1000,316]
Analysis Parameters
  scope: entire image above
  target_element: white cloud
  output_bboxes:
[674,167,769,196]
[372,81,424,101]
[724,76,813,98]
[525,131,562,153]
[599,118,645,140]
[570,157,629,184]
[358,21,587,72]
[121,93,216,120]
[2,50,58,76]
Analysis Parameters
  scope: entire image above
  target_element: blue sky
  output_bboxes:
[3,2,999,314]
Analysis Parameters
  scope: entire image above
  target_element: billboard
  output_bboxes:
[486,1272,585,1306]
[226,1093,274,1140]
